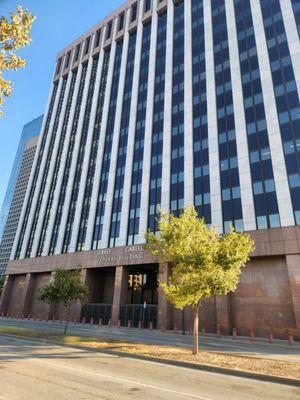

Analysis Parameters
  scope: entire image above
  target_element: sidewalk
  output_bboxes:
[1,317,299,363]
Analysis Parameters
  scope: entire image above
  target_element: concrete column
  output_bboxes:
[84,19,119,251]
[55,53,95,254]
[20,273,34,317]
[69,32,107,252]
[53,268,89,322]
[137,0,159,243]
[111,266,128,325]
[204,0,223,233]
[20,78,65,259]
[31,72,74,257]
[250,0,294,227]
[118,0,149,247]
[286,254,300,332]
[100,11,131,248]
[0,275,13,315]
[225,0,256,231]
[47,271,56,319]
[184,0,194,207]
[158,263,172,330]
[280,0,300,98]
[160,0,174,214]
[70,268,89,322]
[81,268,88,284]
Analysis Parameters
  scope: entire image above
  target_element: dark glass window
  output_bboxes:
[118,12,125,31]
[94,29,101,48]
[145,0,151,13]
[25,79,68,257]
[170,0,185,216]
[37,73,78,256]
[106,21,113,39]
[49,65,89,255]
[233,0,280,229]
[192,0,211,224]
[84,37,91,55]
[15,83,59,259]
[109,32,137,247]
[92,42,124,249]
[211,0,243,232]
[55,58,62,75]
[147,10,167,233]
[64,51,71,69]
[261,0,300,224]
[291,0,300,37]
[127,22,152,244]
[131,3,138,22]
[76,50,111,251]
[74,44,81,62]
[62,57,99,253]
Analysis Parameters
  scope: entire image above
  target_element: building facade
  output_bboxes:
[0,116,43,244]
[1,0,300,338]
[0,132,40,276]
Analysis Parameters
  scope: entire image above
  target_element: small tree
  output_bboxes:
[0,6,35,116]
[144,206,254,355]
[39,269,89,335]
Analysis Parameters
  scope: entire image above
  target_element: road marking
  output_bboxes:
[36,359,214,400]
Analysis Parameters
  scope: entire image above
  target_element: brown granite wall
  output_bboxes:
[29,273,52,319]
[158,263,172,330]
[84,269,115,304]
[166,256,299,338]
[102,271,115,304]
[111,266,128,324]
[6,274,27,317]
[286,254,300,332]
[1,230,300,338]
[232,256,296,337]
[52,301,81,322]
[172,297,217,333]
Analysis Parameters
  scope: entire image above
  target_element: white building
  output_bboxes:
[1,0,300,337]
[0,118,42,276]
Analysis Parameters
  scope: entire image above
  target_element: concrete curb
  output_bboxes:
[2,318,300,351]
[2,332,300,388]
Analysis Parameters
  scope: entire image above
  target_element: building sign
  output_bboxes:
[97,245,144,265]
[6,245,156,275]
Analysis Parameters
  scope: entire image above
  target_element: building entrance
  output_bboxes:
[120,265,158,328]
[81,268,114,324]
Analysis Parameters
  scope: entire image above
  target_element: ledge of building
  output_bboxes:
[6,244,157,275]
[6,226,300,275]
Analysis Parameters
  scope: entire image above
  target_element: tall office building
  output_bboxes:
[0,119,42,275]
[1,0,299,337]
[0,116,43,243]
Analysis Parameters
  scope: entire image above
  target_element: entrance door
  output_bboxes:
[120,267,158,328]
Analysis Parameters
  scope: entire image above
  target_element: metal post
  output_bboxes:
[142,301,146,329]
[182,307,185,335]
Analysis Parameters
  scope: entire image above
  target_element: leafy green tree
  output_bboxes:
[0,6,35,116]
[145,206,255,355]
[39,269,89,335]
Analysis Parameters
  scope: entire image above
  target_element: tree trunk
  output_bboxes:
[63,305,71,336]
[192,304,200,355]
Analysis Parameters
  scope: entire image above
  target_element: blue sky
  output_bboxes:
[0,0,123,207]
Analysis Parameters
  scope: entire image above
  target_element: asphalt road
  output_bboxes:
[1,318,299,362]
[0,335,299,400]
